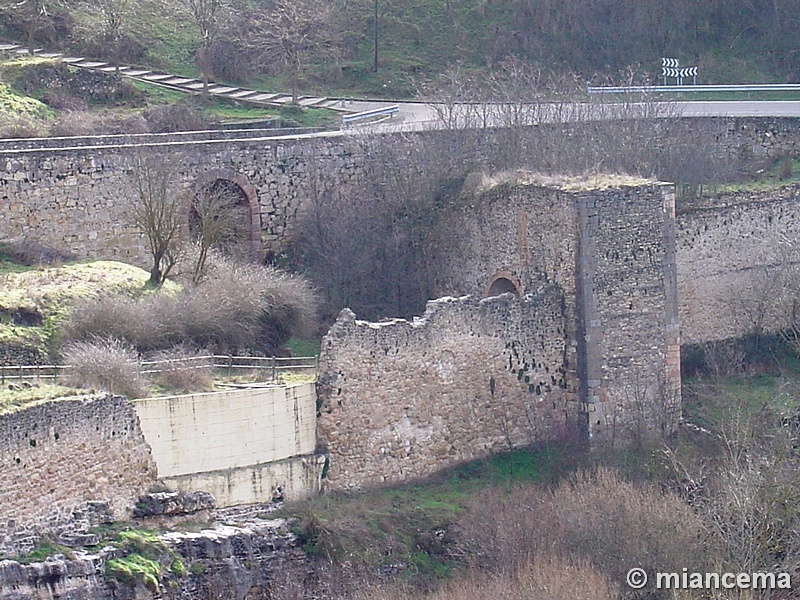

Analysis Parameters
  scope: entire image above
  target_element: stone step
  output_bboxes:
[140,73,173,81]
[123,69,151,77]
[61,57,84,63]
[298,97,328,107]
[208,86,239,95]
[227,90,260,99]
[37,52,62,59]
[162,77,196,86]
[74,61,107,68]
[247,93,282,102]
[0,44,20,51]
[185,82,206,91]
[270,95,295,104]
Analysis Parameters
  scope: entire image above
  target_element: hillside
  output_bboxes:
[0,0,797,100]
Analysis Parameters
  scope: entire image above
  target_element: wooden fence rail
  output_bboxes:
[0,355,318,385]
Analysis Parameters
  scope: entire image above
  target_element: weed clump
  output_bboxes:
[61,338,146,398]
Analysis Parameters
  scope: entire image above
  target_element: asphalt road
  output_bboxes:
[341,100,800,132]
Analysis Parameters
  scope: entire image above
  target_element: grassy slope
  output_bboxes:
[0,260,176,361]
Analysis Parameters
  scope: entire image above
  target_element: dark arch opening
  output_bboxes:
[189,178,256,262]
[487,276,520,297]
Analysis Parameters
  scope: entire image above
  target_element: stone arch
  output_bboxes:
[485,270,522,298]
[189,169,262,262]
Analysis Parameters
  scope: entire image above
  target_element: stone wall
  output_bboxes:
[0,136,365,266]
[0,394,157,557]
[3,116,800,272]
[432,177,680,441]
[576,184,681,440]
[133,384,324,506]
[677,186,800,345]
[317,290,572,490]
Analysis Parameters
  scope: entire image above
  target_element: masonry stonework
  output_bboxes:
[1,117,799,270]
[432,177,680,440]
[317,178,681,488]
[677,186,800,345]
[0,394,157,557]
[317,290,572,490]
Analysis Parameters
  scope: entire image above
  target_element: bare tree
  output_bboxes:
[0,0,59,54]
[94,0,130,72]
[179,0,234,94]
[129,152,184,287]
[190,181,247,283]
[246,0,334,103]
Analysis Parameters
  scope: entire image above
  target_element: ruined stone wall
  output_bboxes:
[677,186,800,345]
[432,179,680,443]
[0,394,157,557]
[317,290,572,490]
[576,185,681,440]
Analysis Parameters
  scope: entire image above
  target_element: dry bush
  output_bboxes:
[0,239,75,266]
[49,111,103,136]
[189,254,319,352]
[62,259,318,355]
[62,295,154,350]
[456,468,709,597]
[0,115,46,138]
[353,555,618,600]
[148,345,213,393]
[62,338,146,398]
[143,102,213,133]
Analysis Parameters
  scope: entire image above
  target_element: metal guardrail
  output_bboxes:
[0,355,318,385]
[588,84,800,94]
[342,104,400,125]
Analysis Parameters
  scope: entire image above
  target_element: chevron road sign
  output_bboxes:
[662,58,679,84]
[661,59,697,85]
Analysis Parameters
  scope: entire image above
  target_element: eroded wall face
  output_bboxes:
[0,394,157,556]
[317,290,572,490]
[576,185,681,441]
[677,189,800,345]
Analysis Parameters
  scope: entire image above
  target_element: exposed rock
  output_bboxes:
[133,492,216,518]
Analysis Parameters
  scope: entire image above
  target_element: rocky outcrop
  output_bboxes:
[0,518,311,600]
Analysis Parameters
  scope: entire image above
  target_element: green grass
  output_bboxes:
[104,527,187,591]
[0,383,85,414]
[0,260,179,362]
[14,542,74,564]
[284,337,321,357]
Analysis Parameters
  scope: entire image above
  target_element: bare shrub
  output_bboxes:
[62,338,146,398]
[0,239,75,266]
[49,111,102,136]
[148,345,213,393]
[62,259,318,355]
[143,102,212,133]
[194,255,319,353]
[61,295,153,350]
[456,468,709,596]
[0,115,46,138]
[353,555,618,600]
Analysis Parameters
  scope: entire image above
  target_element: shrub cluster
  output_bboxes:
[61,338,147,399]
[62,260,317,356]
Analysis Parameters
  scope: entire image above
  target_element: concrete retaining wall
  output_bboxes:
[133,383,323,506]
